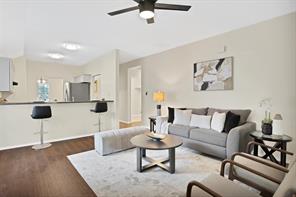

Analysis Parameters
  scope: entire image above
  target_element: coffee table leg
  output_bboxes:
[142,148,146,157]
[137,148,143,172]
[169,148,175,174]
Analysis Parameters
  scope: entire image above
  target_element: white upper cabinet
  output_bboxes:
[0,58,13,92]
[74,74,92,83]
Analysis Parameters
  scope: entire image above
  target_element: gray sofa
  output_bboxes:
[156,107,256,159]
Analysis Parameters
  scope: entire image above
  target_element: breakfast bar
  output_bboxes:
[0,100,114,150]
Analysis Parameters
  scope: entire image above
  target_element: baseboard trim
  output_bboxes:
[119,120,142,124]
[0,133,95,151]
[119,120,132,124]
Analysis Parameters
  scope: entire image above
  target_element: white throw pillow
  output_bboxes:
[173,109,192,126]
[190,114,212,129]
[211,112,226,132]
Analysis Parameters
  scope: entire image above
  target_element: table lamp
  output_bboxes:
[153,91,165,116]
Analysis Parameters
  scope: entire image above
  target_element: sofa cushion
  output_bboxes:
[207,108,251,125]
[168,124,193,138]
[187,107,208,115]
[190,128,228,147]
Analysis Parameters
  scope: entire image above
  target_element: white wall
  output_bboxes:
[83,50,120,128]
[120,12,296,152]
[26,60,82,101]
[83,50,119,100]
[130,67,141,122]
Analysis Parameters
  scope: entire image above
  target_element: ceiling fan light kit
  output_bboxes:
[139,10,154,19]
[108,0,191,24]
[139,0,155,19]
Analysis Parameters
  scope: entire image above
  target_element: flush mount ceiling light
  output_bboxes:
[62,42,81,51]
[48,53,64,60]
[108,0,191,24]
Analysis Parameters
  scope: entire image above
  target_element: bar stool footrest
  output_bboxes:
[32,143,52,150]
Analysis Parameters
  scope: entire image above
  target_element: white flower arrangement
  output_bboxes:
[259,98,273,124]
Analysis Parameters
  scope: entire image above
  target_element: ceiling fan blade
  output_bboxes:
[146,17,154,24]
[135,0,158,2]
[108,6,139,16]
[155,3,191,11]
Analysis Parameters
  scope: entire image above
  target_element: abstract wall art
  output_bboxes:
[193,57,233,91]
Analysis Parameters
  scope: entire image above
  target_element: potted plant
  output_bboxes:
[259,98,273,135]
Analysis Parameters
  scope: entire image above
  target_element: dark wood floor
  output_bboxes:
[0,137,97,197]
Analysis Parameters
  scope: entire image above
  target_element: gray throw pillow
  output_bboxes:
[187,107,208,116]
[207,108,251,125]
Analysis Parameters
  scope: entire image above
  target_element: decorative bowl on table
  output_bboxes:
[146,132,166,141]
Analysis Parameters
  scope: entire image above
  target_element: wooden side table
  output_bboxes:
[148,116,157,132]
[249,131,292,167]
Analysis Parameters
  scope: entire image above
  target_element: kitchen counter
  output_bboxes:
[0,100,114,105]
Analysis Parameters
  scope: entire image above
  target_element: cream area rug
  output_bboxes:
[67,147,221,197]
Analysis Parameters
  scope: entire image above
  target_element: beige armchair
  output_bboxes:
[221,141,294,196]
[186,164,296,197]
[187,141,296,197]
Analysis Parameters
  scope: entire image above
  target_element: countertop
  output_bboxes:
[0,100,114,105]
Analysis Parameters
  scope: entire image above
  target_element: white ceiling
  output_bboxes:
[0,0,295,66]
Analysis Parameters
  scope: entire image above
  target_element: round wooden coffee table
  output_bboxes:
[130,133,183,174]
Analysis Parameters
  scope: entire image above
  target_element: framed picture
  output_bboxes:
[193,57,233,91]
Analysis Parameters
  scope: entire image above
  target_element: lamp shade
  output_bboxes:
[273,114,283,120]
[153,91,165,102]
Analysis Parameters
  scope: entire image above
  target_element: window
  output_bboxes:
[37,78,49,101]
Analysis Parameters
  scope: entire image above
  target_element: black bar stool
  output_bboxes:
[90,102,108,132]
[31,106,52,150]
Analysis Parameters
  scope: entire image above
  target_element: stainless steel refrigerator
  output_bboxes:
[64,82,90,102]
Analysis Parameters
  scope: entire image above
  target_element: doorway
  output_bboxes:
[128,66,142,123]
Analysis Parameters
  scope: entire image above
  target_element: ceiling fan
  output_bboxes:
[108,0,191,24]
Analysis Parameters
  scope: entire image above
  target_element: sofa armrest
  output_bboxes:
[226,122,256,159]
[155,116,168,132]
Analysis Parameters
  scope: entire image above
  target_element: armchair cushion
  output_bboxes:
[232,153,286,194]
[191,174,260,197]
[274,159,296,197]
[288,154,296,170]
